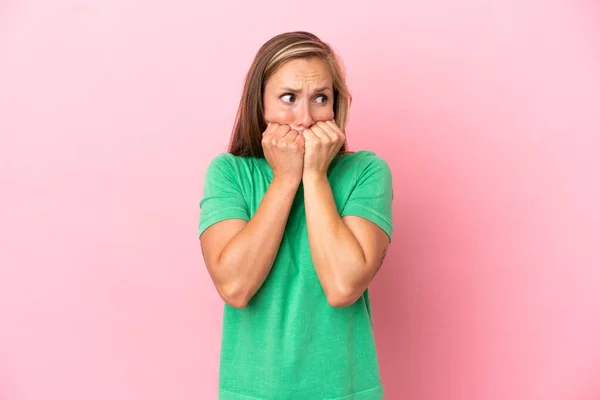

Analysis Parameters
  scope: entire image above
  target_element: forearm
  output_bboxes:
[217,177,299,306]
[303,173,370,304]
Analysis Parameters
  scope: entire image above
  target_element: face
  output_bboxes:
[263,57,335,132]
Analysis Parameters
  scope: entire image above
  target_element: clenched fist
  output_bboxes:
[301,120,346,179]
[262,123,306,186]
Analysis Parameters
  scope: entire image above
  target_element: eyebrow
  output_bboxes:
[280,86,333,93]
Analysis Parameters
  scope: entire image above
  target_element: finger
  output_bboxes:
[284,129,299,143]
[263,122,279,137]
[324,119,339,130]
[315,121,339,141]
[302,128,318,145]
[294,134,306,151]
[323,120,344,136]
[286,130,304,150]
[325,120,344,136]
[310,125,331,143]
[294,133,305,146]
[274,124,291,138]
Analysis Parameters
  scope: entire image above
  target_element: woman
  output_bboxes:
[198,31,393,400]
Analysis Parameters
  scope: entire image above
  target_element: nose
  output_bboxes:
[293,103,314,132]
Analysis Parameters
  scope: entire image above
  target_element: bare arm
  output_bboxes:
[200,123,305,308]
[303,174,389,307]
[301,121,390,307]
[200,177,299,308]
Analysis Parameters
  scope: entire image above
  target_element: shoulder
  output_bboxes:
[204,153,267,188]
[336,150,392,177]
[203,153,243,184]
[207,152,238,168]
[205,152,254,173]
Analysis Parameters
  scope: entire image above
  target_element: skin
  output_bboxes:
[200,57,389,308]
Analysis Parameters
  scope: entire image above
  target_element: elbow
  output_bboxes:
[211,259,253,308]
[223,295,249,309]
[327,295,355,308]
[217,282,252,308]
[322,266,368,308]
[325,285,361,308]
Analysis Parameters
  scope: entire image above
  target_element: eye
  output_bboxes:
[315,94,328,104]
[280,93,295,103]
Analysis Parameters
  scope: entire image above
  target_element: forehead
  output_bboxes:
[269,57,332,86]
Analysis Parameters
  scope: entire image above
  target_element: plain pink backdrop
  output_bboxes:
[1,1,599,399]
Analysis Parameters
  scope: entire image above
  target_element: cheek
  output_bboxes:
[264,103,295,124]
[313,105,335,122]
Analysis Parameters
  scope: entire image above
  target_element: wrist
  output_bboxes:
[302,171,328,185]
[271,175,302,191]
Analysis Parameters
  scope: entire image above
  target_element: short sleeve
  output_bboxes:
[198,153,250,238]
[340,154,394,242]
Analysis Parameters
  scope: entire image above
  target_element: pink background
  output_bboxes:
[1,1,599,399]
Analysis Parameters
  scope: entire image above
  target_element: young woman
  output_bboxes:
[198,31,393,400]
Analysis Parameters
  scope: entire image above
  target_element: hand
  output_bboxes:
[262,123,305,186]
[302,120,346,180]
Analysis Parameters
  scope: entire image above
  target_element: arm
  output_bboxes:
[303,174,390,307]
[200,177,299,308]
[200,124,305,308]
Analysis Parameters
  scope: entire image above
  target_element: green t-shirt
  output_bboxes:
[198,150,393,400]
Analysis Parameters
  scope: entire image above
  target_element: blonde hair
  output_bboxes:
[229,31,352,157]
